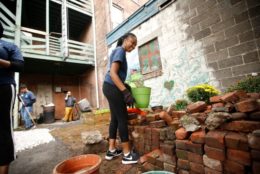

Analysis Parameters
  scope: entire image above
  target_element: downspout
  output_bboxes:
[13,0,23,129]
[91,0,100,108]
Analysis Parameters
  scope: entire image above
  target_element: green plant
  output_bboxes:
[226,76,260,93]
[175,99,188,110]
[186,84,220,103]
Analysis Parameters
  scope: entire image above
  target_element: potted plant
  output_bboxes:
[128,78,151,108]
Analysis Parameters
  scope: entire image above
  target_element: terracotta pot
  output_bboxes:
[53,154,102,174]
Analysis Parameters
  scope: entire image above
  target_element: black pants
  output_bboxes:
[103,82,129,142]
[0,84,16,165]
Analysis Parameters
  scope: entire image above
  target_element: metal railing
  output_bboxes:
[51,0,92,15]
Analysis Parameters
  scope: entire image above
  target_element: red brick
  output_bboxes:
[190,162,204,174]
[128,119,138,125]
[221,120,260,133]
[235,99,258,112]
[151,128,160,142]
[160,143,174,156]
[227,148,251,166]
[178,159,190,170]
[205,131,227,149]
[210,96,222,103]
[160,128,167,141]
[249,111,260,121]
[163,163,176,173]
[251,150,260,161]
[155,158,164,169]
[157,153,177,165]
[224,160,245,174]
[212,102,224,108]
[235,90,248,100]
[225,132,248,151]
[178,169,190,174]
[135,126,145,134]
[187,101,207,113]
[139,155,148,164]
[144,127,152,139]
[203,155,222,172]
[144,145,151,153]
[204,145,225,161]
[230,112,248,121]
[186,141,204,155]
[176,140,188,150]
[188,152,203,164]
[247,93,260,99]
[142,162,155,171]
[168,120,181,130]
[150,120,167,128]
[248,133,260,150]
[176,149,188,160]
[176,127,190,140]
[159,111,173,125]
[253,161,260,174]
[146,156,157,165]
[166,127,176,140]
[191,113,207,124]
[191,130,206,144]
[221,91,239,103]
[172,110,186,119]
[204,167,222,174]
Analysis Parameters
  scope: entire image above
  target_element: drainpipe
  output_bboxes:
[91,0,100,108]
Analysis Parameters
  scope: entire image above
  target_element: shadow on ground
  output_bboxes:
[9,120,140,174]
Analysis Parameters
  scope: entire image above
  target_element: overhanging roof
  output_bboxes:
[106,0,171,45]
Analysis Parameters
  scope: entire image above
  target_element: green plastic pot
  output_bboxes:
[131,87,151,108]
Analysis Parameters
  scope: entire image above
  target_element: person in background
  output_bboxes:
[103,33,139,164]
[62,91,76,122]
[0,21,24,174]
[19,84,36,130]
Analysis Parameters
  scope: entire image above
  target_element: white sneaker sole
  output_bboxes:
[122,160,138,164]
[105,153,122,160]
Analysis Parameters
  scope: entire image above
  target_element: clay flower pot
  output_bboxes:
[53,154,102,174]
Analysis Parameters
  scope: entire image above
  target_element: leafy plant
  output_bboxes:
[175,99,188,111]
[226,76,260,93]
[186,84,220,103]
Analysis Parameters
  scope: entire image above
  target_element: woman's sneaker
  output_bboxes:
[105,149,123,160]
[122,152,139,164]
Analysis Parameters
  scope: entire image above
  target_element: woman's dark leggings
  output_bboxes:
[103,82,129,142]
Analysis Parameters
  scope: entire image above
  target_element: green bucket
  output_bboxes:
[142,171,175,174]
[131,87,151,108]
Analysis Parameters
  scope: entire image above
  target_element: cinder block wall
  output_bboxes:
[130,0,260,106]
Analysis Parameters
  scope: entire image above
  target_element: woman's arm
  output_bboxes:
[0,59,24,72]
[110,62,126,91]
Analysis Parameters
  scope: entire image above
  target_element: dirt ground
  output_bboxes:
[9,120,140,174]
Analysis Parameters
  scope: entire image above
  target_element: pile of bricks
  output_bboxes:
[127,90,260,173]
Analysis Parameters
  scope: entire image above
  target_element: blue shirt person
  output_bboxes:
[0,21,24,173]
[19,84,36,129]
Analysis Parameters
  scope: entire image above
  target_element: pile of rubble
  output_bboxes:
[127,90,260,174]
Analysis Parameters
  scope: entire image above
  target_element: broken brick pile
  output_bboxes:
[127,91,260,174]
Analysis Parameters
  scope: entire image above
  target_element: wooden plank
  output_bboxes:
[68,39,90,46]
[21,27,46,35]
[2,38,14,43]
[21,49,46,55]
[67,3,92,16]
[0,2,16,20]
[21,45,46,49]
[21,36,46,42]
[0,13,15,27]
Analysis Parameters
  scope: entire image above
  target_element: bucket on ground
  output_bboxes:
[78,98,91,112]
[42,104,55,123]
[53,154,101,174]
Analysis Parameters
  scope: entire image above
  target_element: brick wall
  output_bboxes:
[128,91,260,173]
[129,0,260,106]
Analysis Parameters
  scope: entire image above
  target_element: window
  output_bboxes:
[138,38,162,79]
[111,4,124,29]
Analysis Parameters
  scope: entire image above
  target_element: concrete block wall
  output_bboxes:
[130,0,260,106]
